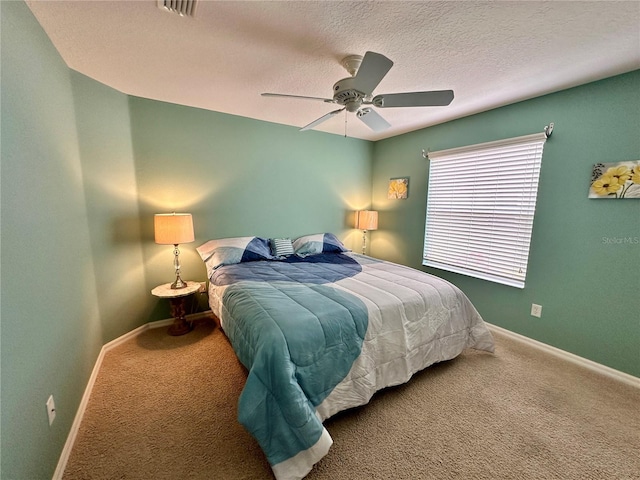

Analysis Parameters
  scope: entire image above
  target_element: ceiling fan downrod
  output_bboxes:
[341,54,363,77]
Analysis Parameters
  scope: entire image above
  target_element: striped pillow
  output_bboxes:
[270,238,295,257]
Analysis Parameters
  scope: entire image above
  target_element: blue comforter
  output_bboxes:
[212,255,367,465]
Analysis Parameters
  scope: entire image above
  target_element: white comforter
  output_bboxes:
[315,254,494,419]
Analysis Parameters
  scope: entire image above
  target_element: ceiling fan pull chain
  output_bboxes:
[344,110,348,137]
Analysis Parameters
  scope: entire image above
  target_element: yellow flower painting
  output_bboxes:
[589,161,640,199]
[388,177,409,199]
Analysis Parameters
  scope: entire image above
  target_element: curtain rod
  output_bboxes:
[422,122,554,160]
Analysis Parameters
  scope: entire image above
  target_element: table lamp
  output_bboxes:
[154,213,195,289]
[355,210,378,255]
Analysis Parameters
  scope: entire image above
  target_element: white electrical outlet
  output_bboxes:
[46,395,56,426]
[531,303,542,318]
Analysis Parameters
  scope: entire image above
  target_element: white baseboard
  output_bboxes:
[52,311,213,480]
[487,323,639,389]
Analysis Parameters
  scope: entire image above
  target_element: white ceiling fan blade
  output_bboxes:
[372,90,454,108]
[262,93,335,103]
[352,51,394,96]
[300,108,345,131]
[356,108,391,132]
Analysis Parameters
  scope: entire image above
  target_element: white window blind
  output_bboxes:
[423,132,546,289]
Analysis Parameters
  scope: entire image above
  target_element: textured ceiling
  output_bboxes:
[26,1,640,141]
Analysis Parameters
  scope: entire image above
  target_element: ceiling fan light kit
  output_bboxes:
[262,51,454,134]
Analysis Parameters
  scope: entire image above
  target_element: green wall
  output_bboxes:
[1,2,102,478]
[71,72,152,344]
[128,97,373,298]
[371,71,640,376]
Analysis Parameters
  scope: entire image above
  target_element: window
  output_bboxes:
[423,132,547,288]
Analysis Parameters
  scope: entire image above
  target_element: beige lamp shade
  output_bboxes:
[356,210,378,231]
[154,213,195,245]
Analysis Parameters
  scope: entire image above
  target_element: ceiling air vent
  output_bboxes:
[158,0,198,17]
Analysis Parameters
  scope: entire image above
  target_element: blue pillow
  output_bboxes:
[293,233,349,256]
[197,236,273,277]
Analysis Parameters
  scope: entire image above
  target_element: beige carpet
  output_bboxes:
[63,318,640,479]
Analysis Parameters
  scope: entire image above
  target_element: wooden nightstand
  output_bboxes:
[151,281,201,336]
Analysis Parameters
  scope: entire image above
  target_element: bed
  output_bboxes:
[197,234,495,480]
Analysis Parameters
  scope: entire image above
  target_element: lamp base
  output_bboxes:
[171,276,188,289]
[170,244,188,289]
[361,229,368,255]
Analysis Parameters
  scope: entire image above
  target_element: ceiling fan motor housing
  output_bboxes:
[333,77,366,111]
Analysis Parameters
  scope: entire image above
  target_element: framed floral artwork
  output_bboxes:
[589,160,640,199]
[388,177,409,199]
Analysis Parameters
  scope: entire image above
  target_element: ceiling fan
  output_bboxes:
[262,51,454,133]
